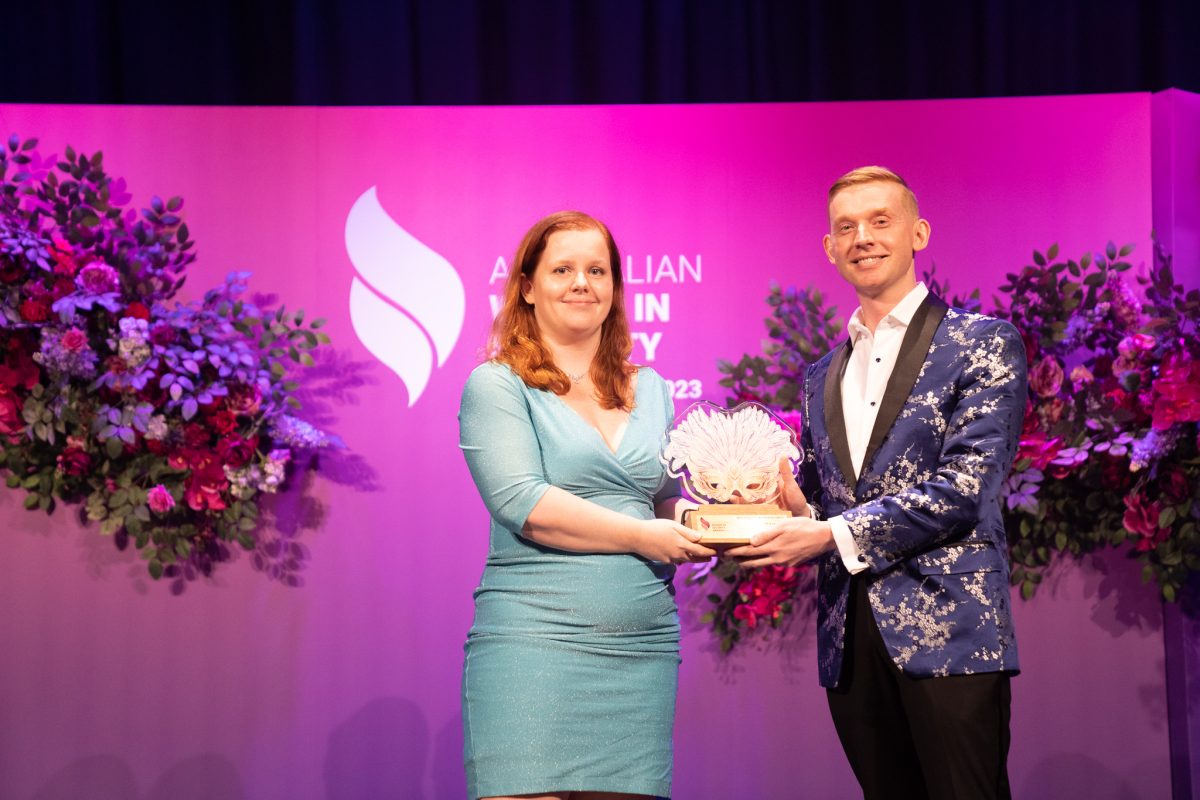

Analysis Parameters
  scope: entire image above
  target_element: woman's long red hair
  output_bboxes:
[489,211,635,410]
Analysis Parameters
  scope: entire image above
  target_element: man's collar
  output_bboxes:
[847,282,929,341]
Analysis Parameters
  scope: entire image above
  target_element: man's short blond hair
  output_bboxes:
[828,166,920,219]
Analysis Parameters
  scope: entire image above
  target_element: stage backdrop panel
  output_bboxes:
[0,95,1166,799]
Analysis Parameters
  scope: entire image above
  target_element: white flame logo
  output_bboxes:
[346,187,465,406]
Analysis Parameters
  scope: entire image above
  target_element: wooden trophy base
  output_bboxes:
[687,503,790,545]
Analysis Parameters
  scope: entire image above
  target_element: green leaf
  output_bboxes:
[148,559,164,580]
[1032,250,1046,267]
[23,493,39,510]
[1163,583,1177,603]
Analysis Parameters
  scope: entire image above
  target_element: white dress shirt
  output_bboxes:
[828,282,930,574]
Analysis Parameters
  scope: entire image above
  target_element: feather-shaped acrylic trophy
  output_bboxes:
[660,401,801,544]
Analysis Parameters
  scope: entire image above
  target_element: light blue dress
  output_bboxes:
[459,361,680,799]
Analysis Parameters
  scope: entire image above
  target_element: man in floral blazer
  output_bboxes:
[727,166,1027,799]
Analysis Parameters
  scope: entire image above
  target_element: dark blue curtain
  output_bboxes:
[4,0,1198,105]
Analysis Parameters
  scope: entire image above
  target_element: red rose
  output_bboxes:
[226,383,263,416]
[217,434,259,468]
[1160,467,1193,506]
[55,446,92,477]
[122,302,151,321]
[183,423,211,449]
[0,385,23,439]
[206,409,238,435]
[49,278,75,300]
[1099,455,1133,491]
[105,355,129,376]
[1123,493,1170,552]
[1151,357,1200,430]
[18,298,50,322]
[185,460,229,512]
[0,340,40,390]
[1020,329,1040,362]
[50,238,81,278]
[145,438,168,456]
[0,256,23,284]
[149,323,177,346]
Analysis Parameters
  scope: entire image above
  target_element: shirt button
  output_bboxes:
[857,555,867,563]
[870,401,876,406]
[875,357,881,362]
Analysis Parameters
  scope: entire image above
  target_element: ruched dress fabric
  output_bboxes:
[459,361,680,799]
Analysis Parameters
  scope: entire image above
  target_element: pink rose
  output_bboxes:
[1029,355,1065,398]
[59,328,88,353]
[147,484,176,514]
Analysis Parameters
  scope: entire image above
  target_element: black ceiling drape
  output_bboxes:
[3,0,1198,105]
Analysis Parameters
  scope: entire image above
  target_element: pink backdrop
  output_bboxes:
[0,95,1170,799]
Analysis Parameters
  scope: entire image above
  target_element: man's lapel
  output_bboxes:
[822,339,857,489]
[860,293,949,476]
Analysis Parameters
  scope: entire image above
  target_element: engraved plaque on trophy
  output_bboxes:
[660,401,801,545]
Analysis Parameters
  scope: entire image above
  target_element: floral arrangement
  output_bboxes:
[704,243,1199,650]
[996,242,1199,602]
[0,135,335,580]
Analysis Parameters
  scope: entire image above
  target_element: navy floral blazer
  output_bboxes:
[801,294,1028,687]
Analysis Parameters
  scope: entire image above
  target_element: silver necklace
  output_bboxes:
[566,368,588,384]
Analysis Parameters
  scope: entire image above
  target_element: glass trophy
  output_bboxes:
[660,401,801,545]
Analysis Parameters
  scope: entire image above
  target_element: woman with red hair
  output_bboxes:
[459,211,711,800]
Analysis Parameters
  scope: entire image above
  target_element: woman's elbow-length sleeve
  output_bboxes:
[459,365,552,533]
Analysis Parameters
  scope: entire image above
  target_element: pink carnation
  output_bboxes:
[75,262,119,295]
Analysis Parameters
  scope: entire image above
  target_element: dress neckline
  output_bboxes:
[551,367,643,457]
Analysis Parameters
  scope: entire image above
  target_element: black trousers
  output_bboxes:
[826,574,1012,800]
